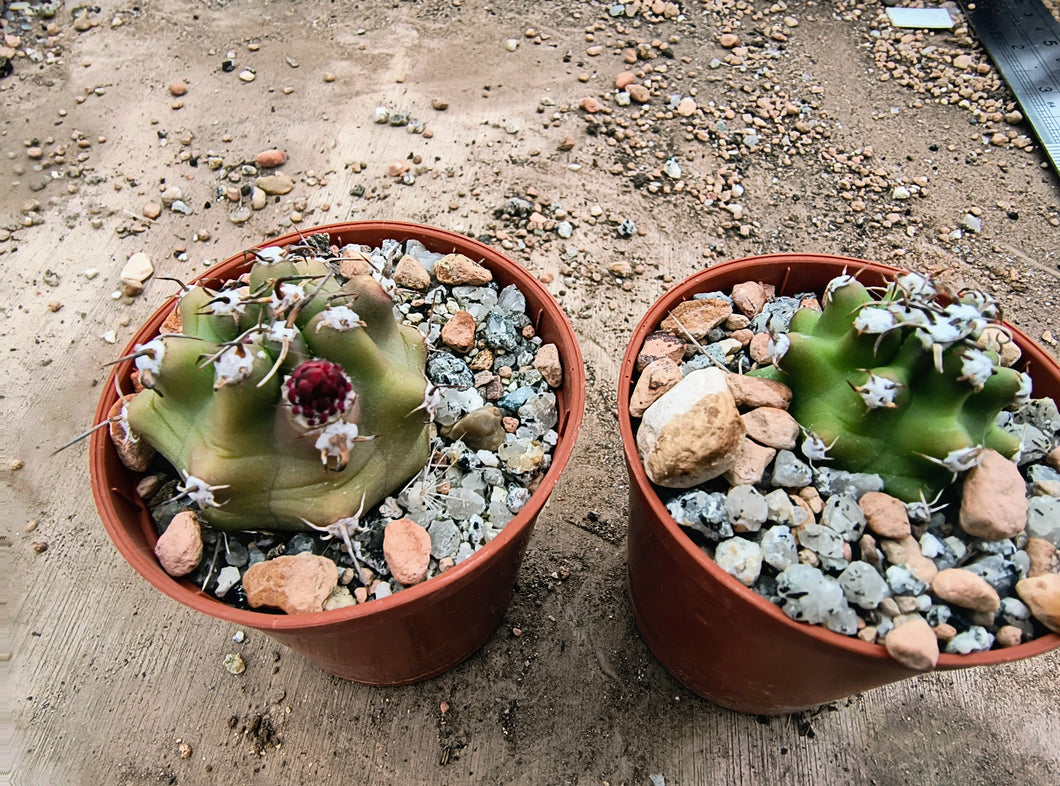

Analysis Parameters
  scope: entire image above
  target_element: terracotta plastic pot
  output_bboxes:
[619,253,1060,715]
[91,221,585,685]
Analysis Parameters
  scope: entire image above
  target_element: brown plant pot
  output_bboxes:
[618,253,1060,715]
[91,221,585,685]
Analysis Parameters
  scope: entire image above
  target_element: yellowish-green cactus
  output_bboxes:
[121,239,431,532]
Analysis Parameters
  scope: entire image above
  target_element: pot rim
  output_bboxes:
[90,220,586,632]
[618,252,1060,667]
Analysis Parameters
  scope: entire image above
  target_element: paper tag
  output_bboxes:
[886,7,955,29]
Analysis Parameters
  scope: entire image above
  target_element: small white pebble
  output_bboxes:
[232,630,246,643]
[102,330,117,344]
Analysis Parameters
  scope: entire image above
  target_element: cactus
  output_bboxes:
[750,271,1030,502]
[118,236,432,532]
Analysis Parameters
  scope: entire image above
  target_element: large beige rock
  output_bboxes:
[243,553,338,615]
[959,449,1027,540]
[636,368,745,488]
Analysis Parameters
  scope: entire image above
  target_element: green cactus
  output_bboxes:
[120,239,431,532]
[750,271,1029,502]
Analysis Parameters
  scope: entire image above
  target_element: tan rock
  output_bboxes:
[109,395,155,472]
[255,148,287,168]
[932,623,957,641]
[976,325,1022,367]
[243,553,338,615]
[731,281,768,317]
[627,84,651,103]
[931,568,1000,613]
[798,486,823,514]
[722,437,776,486]
[580,96,601,113]
[440,310,476,353]
[748,332,772,363]
[859,491,912,540]
[636,331,686,371]
[120,251,154,283]
[1045,446,1060,471]
[469,348,494,371]
[1016,574,1060,632]
[254,173,294,195]
[637,368,745,488]
[433,253,493,286]
[1026,538,1060,577]
[720,33,741,48]
[383,517,432,586]
[154,511,203,577]
[392,254,431,290]
[879,536,938,584]
[676,97,697,116]
[533,343,563,388]
[659,298,732,340]
[338,251,374,278]
[959,449,1027,540]
[790,494,815,528]
[168,80,188,96]
[443,406,505,452]
[741,406,799,450]
[725,373,792,409]
[995,625,1024,647]
[615,71,636,89]
[629,357,683,418]
[884,616,939,671]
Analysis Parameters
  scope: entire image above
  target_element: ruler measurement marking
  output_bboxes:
[958,0,1060,171]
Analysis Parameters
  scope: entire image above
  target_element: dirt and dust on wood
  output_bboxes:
[4,1,1059,784]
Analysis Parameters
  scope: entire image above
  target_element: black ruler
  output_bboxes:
[958,0,1060,174]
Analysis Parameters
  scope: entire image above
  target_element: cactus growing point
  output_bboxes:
[119,237,432,532]
[749,271,1030,502]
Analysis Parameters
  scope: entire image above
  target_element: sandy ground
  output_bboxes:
[4,1,1060,784]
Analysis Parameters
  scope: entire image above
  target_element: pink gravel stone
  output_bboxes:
[383,517,432,586]
[154,511,203,577]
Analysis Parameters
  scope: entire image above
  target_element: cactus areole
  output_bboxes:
[749,271,1030,503]
[123,240,431,532]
